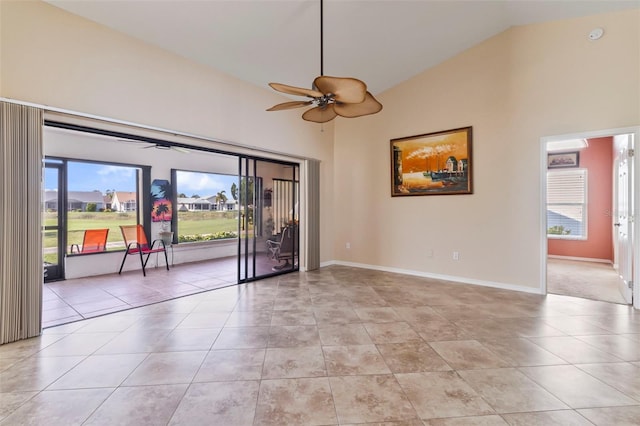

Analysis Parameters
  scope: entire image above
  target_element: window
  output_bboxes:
[173,170,239,243]
[547,169,587,239]
[43,159,143,254]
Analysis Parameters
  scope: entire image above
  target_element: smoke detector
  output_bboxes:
[588,28,604,41]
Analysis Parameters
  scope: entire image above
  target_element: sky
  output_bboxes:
[44,162,238,197]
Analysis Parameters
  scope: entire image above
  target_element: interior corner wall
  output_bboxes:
[547,137,614,261]
[0,0,335,264]
[332,9,639,290]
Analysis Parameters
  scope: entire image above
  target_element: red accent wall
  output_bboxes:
[548,137,614,261]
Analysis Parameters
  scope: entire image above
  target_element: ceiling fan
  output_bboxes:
[266,0,382,123]
[116,138,190,154]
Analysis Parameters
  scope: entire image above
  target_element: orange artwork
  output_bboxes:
[391,126,473,196]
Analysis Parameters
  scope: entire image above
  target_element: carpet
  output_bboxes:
[547,258,628,305]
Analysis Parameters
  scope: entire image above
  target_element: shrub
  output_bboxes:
[86,203,97,212]
[178,231,238,243]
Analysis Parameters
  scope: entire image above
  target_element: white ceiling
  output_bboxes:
[46,0,638,95]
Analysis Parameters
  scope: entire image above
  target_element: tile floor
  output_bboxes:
[2,265,640,425]
[43,254,293,328]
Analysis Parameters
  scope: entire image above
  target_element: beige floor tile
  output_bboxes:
[153,327,220,352]
[501,410,593,425]
[34,332,119,357]
[396,371,495,420]
[268,326,321,348]
[271,309,317,326]
[429,341,509,370]
[193,348,265,382]
[577,406,640,426]
[225,309,272,326]
[313,307,361,325]
[170,381,259,425]
[123,351,207,386]
[212,326,270,349]
[330,375,417,423]
[574,334,640,362]
[318,324,373,345]
[0,388,112,425]
[478,338,567,367]
[541,317,612,335]
[394,306,445,323]
[424,415,508,425]
[262,346,326,378]
[175,312,230,329]
[48,353,147,389]
[576,362,640,401]
[84,384,187,425]
[254,377,337,425]
[417,319,470,342]
[355,307,402,323]
[527,336,623,363]
[457,368,568,413]
[323,345,390,375]
[0,391,38,421]
[0,356,84,392]
[94,328,173,354]
[363,322,422,344]
[376,342,452,373]
[519,365,638,408]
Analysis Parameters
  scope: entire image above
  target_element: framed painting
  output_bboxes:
[547,151,579,169]
[391,126,473,196]
[150,179,173,222]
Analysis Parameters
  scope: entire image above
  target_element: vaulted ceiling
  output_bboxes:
[46,0,638,95]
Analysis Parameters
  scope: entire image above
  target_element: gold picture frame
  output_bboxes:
[391,126,473,196]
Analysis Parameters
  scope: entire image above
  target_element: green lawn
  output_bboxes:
[43,210,241,253]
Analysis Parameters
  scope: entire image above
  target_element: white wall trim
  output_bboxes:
[548,255,613,264]
[321,260,542,295]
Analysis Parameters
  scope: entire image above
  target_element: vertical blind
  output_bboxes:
[0,102,43,344]
[547,169,587,238]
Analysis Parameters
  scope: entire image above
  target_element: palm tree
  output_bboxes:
[215,190,228,210]
[155,202,170,221]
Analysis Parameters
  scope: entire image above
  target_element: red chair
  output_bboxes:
[70,228,109,254]
[118,224,169,276]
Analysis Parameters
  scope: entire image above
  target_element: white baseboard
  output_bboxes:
[548,255,613,264]
[318,260,542,295]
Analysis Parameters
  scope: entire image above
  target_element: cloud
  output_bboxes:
[176,171,234,194]
[96,165,135,178]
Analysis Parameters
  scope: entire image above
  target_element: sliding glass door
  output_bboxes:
[238,157,299,282]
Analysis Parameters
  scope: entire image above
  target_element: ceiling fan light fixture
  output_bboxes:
[267,0,382,123]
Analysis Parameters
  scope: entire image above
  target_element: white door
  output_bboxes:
[614,134,634,304]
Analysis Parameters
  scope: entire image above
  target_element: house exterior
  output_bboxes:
[111,191,137,212]
[177,197,211,211]
[43,190,105,211]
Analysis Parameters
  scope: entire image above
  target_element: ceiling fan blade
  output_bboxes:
[302,105,337,123]
[314,76,367,104]
[267,101,313,111]
[172,146,190,154]
[269,82,323,98]
[334,92,383,118]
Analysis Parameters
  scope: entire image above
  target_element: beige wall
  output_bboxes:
[333,9,639,290]
[0,0,335,264]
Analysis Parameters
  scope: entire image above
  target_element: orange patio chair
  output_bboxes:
[118,224,169,276]
[70,228,109,254]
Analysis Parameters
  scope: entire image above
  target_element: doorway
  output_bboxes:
[541,127,640,308]
[42,124,302,326]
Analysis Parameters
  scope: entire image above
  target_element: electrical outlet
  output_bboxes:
[346,242,351,249]
[426,249,434,258]
[452,251,459,261]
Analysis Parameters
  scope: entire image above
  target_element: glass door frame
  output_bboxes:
[43,160,66,282]
[237,155,300,283]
